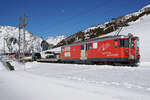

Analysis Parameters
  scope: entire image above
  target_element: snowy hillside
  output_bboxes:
[85,4,150,33]
[57,4,150,46]
[46,36,65,45]
[0,26,43,53]
[0,26,65,53]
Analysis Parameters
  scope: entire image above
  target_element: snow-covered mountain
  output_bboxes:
[46,36,65,45]
[0,26,65,53]
[56,4,150,47]
[0,26,43,53]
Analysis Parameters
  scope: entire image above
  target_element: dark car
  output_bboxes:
[32,53,41,61]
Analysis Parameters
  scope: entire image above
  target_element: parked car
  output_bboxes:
[45,51,56,59]
[9,53,19,59]
[23,53,32,61]
[32,53,41,61]
[41,51,55,59]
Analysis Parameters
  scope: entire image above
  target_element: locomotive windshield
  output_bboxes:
[135,38,139,48]
[119,39,129,47]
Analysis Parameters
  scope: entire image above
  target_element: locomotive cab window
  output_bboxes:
[119,39,129,47]
[135,39,139,48]
[131,41,134,48]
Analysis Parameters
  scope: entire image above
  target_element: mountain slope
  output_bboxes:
[56,4,150,47]
[46,36,65,45]
[108,14,150,62]
[0,26,43,53]
[0,26,65,53]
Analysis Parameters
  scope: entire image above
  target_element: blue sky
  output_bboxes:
[0,0,149,38]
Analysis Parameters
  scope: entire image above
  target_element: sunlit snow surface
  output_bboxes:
[46,36,65,45]
[0,62,150,100]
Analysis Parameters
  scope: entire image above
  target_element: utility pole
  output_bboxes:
[3,37,6,54]
[18,17,22,60]
[3,37,8,55]
[23,14,27,59]
[18,14,28,61]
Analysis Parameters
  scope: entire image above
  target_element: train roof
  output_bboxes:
[62,34,138,47]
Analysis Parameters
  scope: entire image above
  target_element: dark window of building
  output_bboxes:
[81,45,84,50]
[88,43,92,49]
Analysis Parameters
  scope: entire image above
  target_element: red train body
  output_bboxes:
[60,34,140,65]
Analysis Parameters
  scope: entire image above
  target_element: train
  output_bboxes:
[38,33,140,66]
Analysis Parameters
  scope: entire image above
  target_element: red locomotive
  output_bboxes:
[61,33,140,65]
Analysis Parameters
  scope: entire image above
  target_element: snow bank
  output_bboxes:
[0,70,150,100]
[9,61,39,71]
[0,62,6,70]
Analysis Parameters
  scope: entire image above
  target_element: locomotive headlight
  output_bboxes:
[125,49,128,53]
[125,49,129,56]
[130,54,135,59]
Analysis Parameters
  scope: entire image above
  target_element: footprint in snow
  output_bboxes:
[101,81,110,85]
[123,83,133,88]
[111,82,120,86]
[147,88,150,91]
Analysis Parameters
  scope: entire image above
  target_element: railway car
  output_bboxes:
[61,33,140,66]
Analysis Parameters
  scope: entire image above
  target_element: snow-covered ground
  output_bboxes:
[0,62,6,71]
[0,62,150,100]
